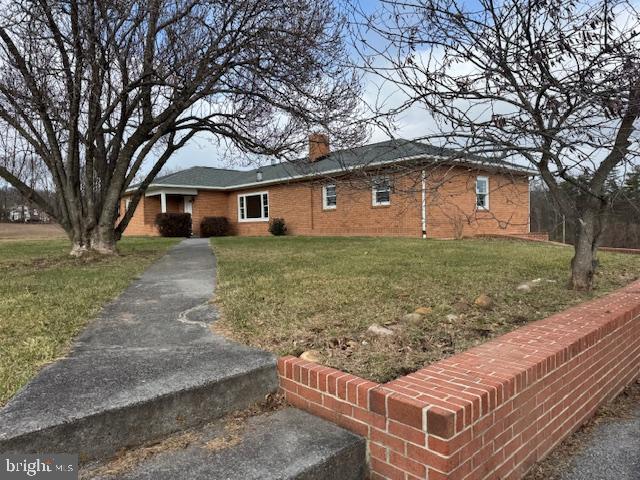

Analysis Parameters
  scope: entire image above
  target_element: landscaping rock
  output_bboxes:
[299,350,322,363]
[453,301,470,312]
[367,324,395,337]
[414,306,433,316]
[474,294,494,309]
[517,278,551,292]
[402,313,424,323]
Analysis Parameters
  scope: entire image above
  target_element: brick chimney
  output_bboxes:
[308,133,330,162]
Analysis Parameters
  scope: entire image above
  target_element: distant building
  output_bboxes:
[9,205,50,223]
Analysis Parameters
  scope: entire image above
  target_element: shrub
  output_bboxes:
[268,217,287,236]
[200,216,231,237]
[155,212,192,237]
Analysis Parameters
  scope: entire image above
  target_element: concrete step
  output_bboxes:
[81,407,366,480]
[0,342,278,461]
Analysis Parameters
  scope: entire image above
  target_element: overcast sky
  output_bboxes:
[158,0,433,174]
[159,105,431,173]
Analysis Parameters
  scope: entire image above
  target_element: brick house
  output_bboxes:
[120,136,536,238]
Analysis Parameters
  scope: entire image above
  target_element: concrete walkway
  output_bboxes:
[0,239,277,460]
[561,404,640,480]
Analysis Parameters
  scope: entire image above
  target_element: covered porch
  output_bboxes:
[145,188,198,215]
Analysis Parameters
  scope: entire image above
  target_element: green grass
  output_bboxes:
[212,237,640,383]
[0,237,179,405]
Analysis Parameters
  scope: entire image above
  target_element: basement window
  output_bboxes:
[372,177,391,206]
[476,176,489,210]
[322,184,337,209]
[238,191,269,222]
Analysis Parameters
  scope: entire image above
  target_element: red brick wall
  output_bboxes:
[121,167,531,239]
[118,194,185,236]
[278,280,640,480]
[599,246,640,255]
[228,177,424,237]
[118,195,161,236]
[225,168,529,238]
[192,191,230,236]
[229,183,315,236]
[426,168,530,238]
[476,233,551,242]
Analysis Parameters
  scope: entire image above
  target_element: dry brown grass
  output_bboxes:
[79,431,200,479]
[0,222,65,240]
[212,237,640,383]
[525,379,640,480]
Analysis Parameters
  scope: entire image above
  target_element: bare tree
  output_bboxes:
[0,0,363,255]
[353,0,640,290]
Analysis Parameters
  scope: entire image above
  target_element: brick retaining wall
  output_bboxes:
[474,233,550,242]
[599,246,640,255]
[475,234,640,254]
[278,280,640,479]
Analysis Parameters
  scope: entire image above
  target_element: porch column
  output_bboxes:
[160,192,167,213]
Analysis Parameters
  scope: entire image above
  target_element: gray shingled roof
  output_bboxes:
[142,139,534,191]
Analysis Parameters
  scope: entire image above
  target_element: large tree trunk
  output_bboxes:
[569,210,601,291]
[69,224,117,256]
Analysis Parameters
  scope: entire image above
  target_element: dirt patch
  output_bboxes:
[0,223,65,240]
[525,379,640,480]
[80,393,285,479]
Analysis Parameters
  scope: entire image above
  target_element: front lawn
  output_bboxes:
[212,237,640,383]
[0,237,179,405]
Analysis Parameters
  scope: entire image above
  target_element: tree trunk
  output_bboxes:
[69,224,117,256]
[569,211,600,291]
[90,224,117,255]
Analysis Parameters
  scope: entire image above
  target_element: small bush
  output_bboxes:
[200,216,231,237]
[155,212,192,237]
[268,217,287,236]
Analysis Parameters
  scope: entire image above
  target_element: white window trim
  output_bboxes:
[322,184,337,210]
[372,177,391,206]
[476,176,490,210]
[125,198,132,211]
[238,190,269,222]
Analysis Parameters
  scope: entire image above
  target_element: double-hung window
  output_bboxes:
[238,191,269,221]
[476,176,489,209]
[322,184,337,209]
[372,177,391,206]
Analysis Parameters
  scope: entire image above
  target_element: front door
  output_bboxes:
[184,196,193,215]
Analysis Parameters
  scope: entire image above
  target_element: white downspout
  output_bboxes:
[527,176,531,233]
[421,170,427,238]
[160,192,167,213]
